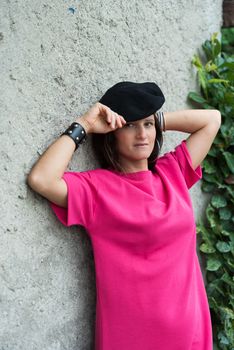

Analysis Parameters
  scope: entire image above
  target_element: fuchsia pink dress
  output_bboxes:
[49,139,213,350]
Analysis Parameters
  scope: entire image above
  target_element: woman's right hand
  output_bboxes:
[76,102,126,134]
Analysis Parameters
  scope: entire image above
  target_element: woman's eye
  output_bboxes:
[124,122,154,128]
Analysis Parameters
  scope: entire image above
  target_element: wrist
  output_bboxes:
[75,117,92,134]
[61,121,87,151]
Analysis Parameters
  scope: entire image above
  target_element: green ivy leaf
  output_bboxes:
[217,331,229,345]
[207,78,229,84]
[215,54,225,67]
[196,221,214,242]
[220,125,229,138]
[221,220,234,235]
[202,40,213,61]
[220,272,234,287]
[219,307,234,320]
[213,133,225,145]
[206,204,217,228]
[220,185,234,201]
[206,206,224,235]
[219,208,232,220]
[198,70,208,97]
[203,173,219,184]
[205,61,218,72]
[211,33,221,58]
[211,195,227,208]
[226,258,234,269]
[218,61,234,70]
[191,54,203,68]
[224,92,234,107]
[216,241,231,253]
[202,159,217,174]
[200,243,216,253]
[207,258,222,271]
[208,147,219,157]
[220,229,231,237]
[201,182,215,193]
[188,91,207,104]
[223,152,234,174]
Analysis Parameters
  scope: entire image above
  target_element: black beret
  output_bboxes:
[99,81,165,122]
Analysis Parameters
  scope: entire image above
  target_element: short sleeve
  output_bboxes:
[48,171,97,229]
[168,139,202,189]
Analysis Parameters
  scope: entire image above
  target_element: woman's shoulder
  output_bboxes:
[73,168,116,182]
[84,168,112,176]
[155,139,202,189]
[155,140,187,176]
[157,140,187,165]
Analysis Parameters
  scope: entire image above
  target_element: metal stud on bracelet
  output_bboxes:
[61,122,87,150]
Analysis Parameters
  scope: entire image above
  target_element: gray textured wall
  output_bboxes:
[1,1,223,349]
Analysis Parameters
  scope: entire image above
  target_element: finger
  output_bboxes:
[120,116,126,125]
[116,115,123,128]
[99,104,112,124]
[116,116,121,128]
[111,113,116,129]
[108,113,114,128]
[112,114,120,128]
[106,108,113,125]
[113,113,120,128]
[112,113,125,128]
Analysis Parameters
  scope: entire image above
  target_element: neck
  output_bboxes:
[118,159,148,173]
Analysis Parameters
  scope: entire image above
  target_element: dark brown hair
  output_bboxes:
[91,113,163,174]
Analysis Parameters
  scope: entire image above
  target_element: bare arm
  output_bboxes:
[164,109,221,170]
[27,119,91,185]
[27,103,126,207]
[27,119,91,208]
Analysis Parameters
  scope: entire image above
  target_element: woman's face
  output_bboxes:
[113,114,156,172]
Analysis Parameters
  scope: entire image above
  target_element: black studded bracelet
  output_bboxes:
[61,122,87,150]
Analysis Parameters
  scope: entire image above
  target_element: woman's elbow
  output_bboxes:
[27,173,46,194]
[212,109,222,127]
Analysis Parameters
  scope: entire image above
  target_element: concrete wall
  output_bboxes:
[1,0,223,349]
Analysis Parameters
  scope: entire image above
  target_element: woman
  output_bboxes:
[27,81,221,350]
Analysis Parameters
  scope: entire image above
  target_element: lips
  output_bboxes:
[134,143,148,146]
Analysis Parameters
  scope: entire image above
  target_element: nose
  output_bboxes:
[136,124,147,139]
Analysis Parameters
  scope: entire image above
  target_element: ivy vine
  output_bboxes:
[188,32,234,349]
